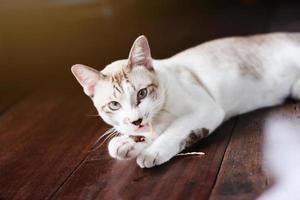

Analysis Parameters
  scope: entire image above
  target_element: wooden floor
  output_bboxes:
[1,1,300,200]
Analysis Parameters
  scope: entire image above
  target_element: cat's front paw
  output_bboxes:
[108,135,147,160]
[136,146,174,168]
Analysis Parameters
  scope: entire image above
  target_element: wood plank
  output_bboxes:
[209,101,299,200]
[0,86,109,200]
[0,86,29,114]
[50,118,237,200]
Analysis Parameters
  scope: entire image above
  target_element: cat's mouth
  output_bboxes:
[137,123,149,131]
[138,124,145,129]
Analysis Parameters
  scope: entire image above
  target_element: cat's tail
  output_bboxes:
[257,117,300,200]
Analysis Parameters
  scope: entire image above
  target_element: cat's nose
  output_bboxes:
[131,118,143,126]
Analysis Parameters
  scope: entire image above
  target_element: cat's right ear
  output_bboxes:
[71,64,104,97]
[127,35,153,72]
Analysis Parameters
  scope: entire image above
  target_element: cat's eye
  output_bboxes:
[137,88,148,101]
[108,101,121,111]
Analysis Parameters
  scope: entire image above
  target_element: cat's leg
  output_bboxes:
[136,104,225,168]
[108,135,151,160]
[291,78,300,100]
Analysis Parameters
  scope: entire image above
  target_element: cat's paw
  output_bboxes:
[136,146,174,168]
[108,135,147,160]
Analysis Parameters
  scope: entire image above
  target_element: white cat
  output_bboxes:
[71,33,300,168]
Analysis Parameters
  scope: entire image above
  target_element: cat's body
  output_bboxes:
[157,33,300,118]
[72,32,300,168]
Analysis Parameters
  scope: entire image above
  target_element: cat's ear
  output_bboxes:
[127,35,153,71]
[71,64,104,97]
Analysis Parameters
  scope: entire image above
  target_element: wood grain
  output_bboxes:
[0,87,28,114]
[209,101,300,200]
[50,118,237,200]
[0,86,109,200]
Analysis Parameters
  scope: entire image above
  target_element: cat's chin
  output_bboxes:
[129,126,151,135]
[117,125,154,138]
[128,130,154,140]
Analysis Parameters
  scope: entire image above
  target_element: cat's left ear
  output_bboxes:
[71,64,104,97]
[127,35,153,71]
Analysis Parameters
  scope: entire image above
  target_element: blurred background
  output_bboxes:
[1,0,300,96]
[1,2,300,199]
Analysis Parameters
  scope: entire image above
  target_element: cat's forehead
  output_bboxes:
[101,59,128,76]
[93,81,114,102]
[102,59,155,85]
[93,60,155,105]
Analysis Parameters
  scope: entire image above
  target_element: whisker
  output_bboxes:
[91,128,120,151]
[94,128,116,145]
[91,132,118,151]
[86,114,100,117]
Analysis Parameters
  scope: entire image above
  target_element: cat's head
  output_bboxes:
[71,36,165,137]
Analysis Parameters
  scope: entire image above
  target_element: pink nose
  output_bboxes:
[131,118,143,126]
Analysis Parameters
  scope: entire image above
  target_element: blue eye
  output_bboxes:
[108,101,121,111]
[137,88,148,101]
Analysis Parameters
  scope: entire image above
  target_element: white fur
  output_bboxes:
[72,33,300,168]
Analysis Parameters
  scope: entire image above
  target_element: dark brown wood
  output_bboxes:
[0,86,109,200]
[0,87,28,114]
[209,101,300,200]
[50,119,237,200]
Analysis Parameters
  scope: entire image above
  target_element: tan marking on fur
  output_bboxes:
[147,83,158,99]
[112,72,123,87]
[111,69,136,91]
[101,105,113,114]
[230,35,265,79]
[148,83,158,88]
[234,47,263,79]
[180,128,210,150]
[113,84,122,94]
[122,69,130,81]
[110,69,130,95]
[238,63,262,79]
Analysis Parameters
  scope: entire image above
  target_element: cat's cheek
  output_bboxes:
[99,112,116,126]
[114,125,134,135]
[100,111,124,128]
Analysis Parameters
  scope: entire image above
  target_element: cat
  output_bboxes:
[257,118,300,200]
[71,33,300,168]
